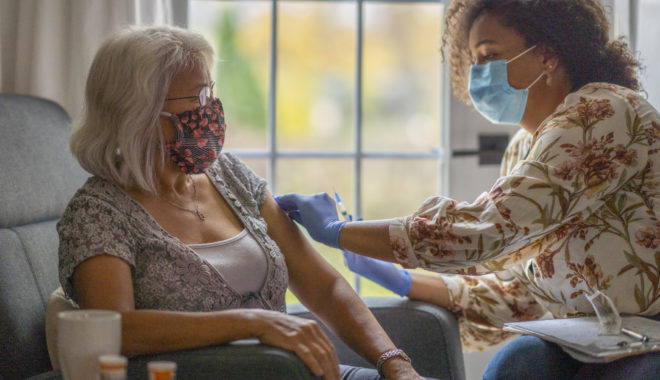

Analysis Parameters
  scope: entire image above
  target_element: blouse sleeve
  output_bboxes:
[442,270,548,351]
[57,194,136,301]
[390,89,649,273]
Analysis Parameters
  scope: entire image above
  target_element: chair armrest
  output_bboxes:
[288,297,465,380]
[127,339,319,380]
[27,340,320,380]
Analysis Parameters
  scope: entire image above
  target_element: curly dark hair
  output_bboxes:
[442,0,642,103]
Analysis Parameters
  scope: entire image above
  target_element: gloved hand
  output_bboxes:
[343,250,412,297]
[275,193,345,249]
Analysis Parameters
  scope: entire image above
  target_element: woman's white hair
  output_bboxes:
[71,25,214,195]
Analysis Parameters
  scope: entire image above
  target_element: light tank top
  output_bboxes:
[188,229,268,295]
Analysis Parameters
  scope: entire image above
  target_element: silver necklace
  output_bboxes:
[162,175,206,221]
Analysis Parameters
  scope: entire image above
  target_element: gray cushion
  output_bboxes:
[0,94,88,228]
[0,94,88,379]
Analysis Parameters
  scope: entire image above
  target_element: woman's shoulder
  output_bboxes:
[210,153,264,184]
[500,129,532,176]
[207,153,269,208]
[568,82,645,110]
[66,176,119,204]
[60,176,133,221]
[80,175,123,194]
[213,152,247,173]
[509,128,532,146]
[540,82,645,133]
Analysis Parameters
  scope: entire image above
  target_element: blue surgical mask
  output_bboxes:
[468,45,544,125]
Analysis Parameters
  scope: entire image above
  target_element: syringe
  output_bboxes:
[334,191,352,221]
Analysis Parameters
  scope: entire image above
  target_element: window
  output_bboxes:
[189,0,448,299]
[604,0,660,109]
[635,0,660,109]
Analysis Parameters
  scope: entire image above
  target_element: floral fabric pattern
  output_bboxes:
[57,153,288,313]
[390,83,660,351]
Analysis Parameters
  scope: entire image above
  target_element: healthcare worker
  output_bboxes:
[276,0,660,378]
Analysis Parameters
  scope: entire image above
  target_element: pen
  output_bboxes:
[621,327,650,343]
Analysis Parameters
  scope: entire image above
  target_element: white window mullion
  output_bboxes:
[269,0,278,191]
[353,0,365,293]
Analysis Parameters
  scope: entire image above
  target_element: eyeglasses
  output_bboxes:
[165,81,215,106]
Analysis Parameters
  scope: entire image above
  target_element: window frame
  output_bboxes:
[186,0,451,293]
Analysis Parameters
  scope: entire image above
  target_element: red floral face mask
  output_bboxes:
[161,98,226,174]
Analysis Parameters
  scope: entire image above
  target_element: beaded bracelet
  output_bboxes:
[376,348,411,377]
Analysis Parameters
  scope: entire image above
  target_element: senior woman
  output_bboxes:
[276,0,660,379]
[56,25,424,380]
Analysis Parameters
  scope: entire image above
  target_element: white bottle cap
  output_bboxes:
[99,354,128,367]
[147,361,177,372]
[99,354,128,380]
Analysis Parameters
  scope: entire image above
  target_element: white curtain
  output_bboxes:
[0,0,175,120]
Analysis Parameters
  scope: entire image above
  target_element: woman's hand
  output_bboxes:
[249,309,340,380]
[274,193,345,248]
[381,358,425,380]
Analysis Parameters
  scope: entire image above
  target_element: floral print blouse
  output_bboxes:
[58,153,288,313]
[389,83,660,351]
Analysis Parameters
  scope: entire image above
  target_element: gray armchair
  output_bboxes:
[0,93,464,380]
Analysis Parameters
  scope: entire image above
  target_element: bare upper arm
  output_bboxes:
[72,254,136,312]
[260,192,341,301]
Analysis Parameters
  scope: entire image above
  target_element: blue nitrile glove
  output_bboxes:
[343,250,412,297]
[275,193,346,249]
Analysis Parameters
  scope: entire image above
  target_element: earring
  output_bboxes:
[545,63,554,86]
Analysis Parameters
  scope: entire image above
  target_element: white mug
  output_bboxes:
[57,310,122,380]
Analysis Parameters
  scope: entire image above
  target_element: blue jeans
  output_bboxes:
[340,365,438,380]
[483,314,660,380]
[340,365,383,380]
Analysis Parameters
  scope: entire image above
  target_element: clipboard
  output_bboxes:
[503,316,660,363]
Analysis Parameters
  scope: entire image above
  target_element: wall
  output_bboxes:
[448,95,520,203]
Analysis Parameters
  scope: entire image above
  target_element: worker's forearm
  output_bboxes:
[338,219,397,262]
[407,272,453,309]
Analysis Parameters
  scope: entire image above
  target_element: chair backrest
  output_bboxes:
[0,94,88,379]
